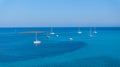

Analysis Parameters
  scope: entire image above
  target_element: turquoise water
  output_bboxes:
[0,27,120,67]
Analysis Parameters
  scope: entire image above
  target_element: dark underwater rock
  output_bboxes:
[0,41,87,62]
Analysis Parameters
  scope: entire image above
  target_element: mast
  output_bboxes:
[78,27,80,31]
[35,32,38,40]
[94,27,96,32]
[90,28,92,35]
[90,28,93,37]
[93,27,97,34]
[51,27,53,32]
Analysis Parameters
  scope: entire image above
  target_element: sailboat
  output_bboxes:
[50,27,55,35]
[56,34,59,37]
[69,37,73,41]
[19,31,44,46]
[77,27,82,34]
[34,32,41,46]
[93,27,97,34]
[89,28,93,37]
[46,32,50,39]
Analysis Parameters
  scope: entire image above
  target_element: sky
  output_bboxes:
[0,0,120,27]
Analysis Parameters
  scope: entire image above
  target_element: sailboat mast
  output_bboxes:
[51,27,53,32]
[36,32,38,40]
[78,27,80,31]
[94,27,96,31]
[90,28,92,35]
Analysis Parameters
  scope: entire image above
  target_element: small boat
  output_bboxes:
[33,32,41,46]
[69,37,73,41]
[56,34,59,37]
[93,27,97,34]
[46,35,50,39]
[34,40,41,46]
[89,28,93,37]
[77,27,82,34]
[50,27,55,35]
[19,31,43,46]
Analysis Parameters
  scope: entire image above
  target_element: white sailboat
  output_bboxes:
[93,27,97,34]
[69,37,73,41]
[34,32,41,46]
[89,28,93,37]
[50,27,55,35]
[46,31,50,39]
[46,35,50,39]
[56,34,59,37]
[77,27,82,34]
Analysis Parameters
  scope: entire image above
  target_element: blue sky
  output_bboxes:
[0,0,120,27]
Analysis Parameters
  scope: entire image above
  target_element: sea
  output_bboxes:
[0,27,120,67]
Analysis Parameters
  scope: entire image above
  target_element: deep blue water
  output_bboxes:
[0,27,120,67]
